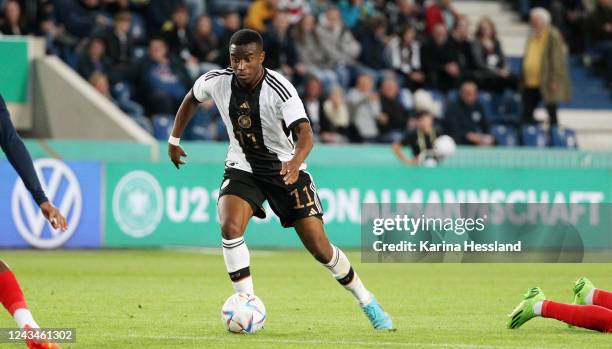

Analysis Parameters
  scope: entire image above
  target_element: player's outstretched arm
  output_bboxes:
[391,141,415,165]
[0,95,67,231]
[281,121,313,185]
[168,89,200,169]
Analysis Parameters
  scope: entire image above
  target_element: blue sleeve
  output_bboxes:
[0,95,48,205]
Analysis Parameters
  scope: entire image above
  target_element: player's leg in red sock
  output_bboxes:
[593,289,612,311]
[542,300,612,332]
[0,260,38,328]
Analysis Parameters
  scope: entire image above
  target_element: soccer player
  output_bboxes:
[508,277,612,332]
[168,29,393,330]
[0,94,66,348]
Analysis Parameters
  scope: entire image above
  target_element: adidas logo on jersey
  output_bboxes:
[240,101,249,109]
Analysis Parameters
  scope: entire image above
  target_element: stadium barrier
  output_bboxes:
[1,141,612,250]
[0,36,45,130]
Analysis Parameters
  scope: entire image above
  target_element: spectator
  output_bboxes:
[1,0,31,35]
[76,37,111,81]
[392,110,437,165]
[471,17,517,93]
[162,5,195,64]
[521,7,570,126]
[263,12,305,80]
[137,37,192,115]
[384,24,425,91]
[425,0,458,34]
[310,0,330,17]
[554,0,586,54]
[449,15,474,75]
[347,74,382,142]
[103,11,134,81]
[89,71,145,118]
[588,0,612,87]
[145,0,184,37]
[104,0,148,44]
[378,78,410,142]
[322,86,351,143]
[245,0,277,33]
[444,81,494,146]
[291,13,338,87]
[353,15,387,70]
[278,0,309,25]
[387,0,421,36]
[421,23,461,91]
[53,0,110,39]
[338,0,374,29]
[301,76,327,138]
[316,6,361,88]
[215,11,241,68]
[191,15,221,72]
[37,9,79,57]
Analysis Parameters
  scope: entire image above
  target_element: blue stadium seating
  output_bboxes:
[550,126,578,148]
[521,125,548,147]
[491,124,519,146]
[152,114,174,140]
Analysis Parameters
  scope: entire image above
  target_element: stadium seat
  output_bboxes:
[490,124,519,146]
[550,126,578,148]
[521,125,548,147]
[152,114,174,140]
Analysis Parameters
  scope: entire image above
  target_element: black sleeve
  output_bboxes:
[0,96,48,205]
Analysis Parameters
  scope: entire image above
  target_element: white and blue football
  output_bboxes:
[221,293,266,334]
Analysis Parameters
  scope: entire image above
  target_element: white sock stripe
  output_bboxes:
[325,245,340,269]
[223,241,245,249]
[222,237,245,248]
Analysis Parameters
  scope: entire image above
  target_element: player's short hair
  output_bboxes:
[229,29,263,51]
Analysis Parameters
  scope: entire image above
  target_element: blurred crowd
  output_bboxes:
[0,0,608,151]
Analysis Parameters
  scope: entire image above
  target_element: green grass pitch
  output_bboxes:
[0,250,611,348]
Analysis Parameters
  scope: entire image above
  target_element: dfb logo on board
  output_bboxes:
[112,170,164,238]
[11,158,82,249]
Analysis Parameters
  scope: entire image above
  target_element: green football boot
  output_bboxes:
[507,287,546,329]
[573,277,595,305]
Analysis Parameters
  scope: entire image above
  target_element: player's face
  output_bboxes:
[230,43,265,86]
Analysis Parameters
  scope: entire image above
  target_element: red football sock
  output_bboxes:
[593,289,612,310]
[542,300,612,333]
[0,271,28,315]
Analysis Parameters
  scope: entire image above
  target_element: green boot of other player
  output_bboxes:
[508,287,546,329]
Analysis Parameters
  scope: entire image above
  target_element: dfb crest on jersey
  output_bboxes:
[238,113,252,129]
[238,100,251,129]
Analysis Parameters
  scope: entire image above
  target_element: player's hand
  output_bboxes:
[280,160,300,185]
[40,201,68,232]
[168,144,187,169]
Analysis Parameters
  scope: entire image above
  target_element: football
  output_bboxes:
[221,293,266,334]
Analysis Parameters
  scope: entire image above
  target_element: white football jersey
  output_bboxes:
[192,67,309,175]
